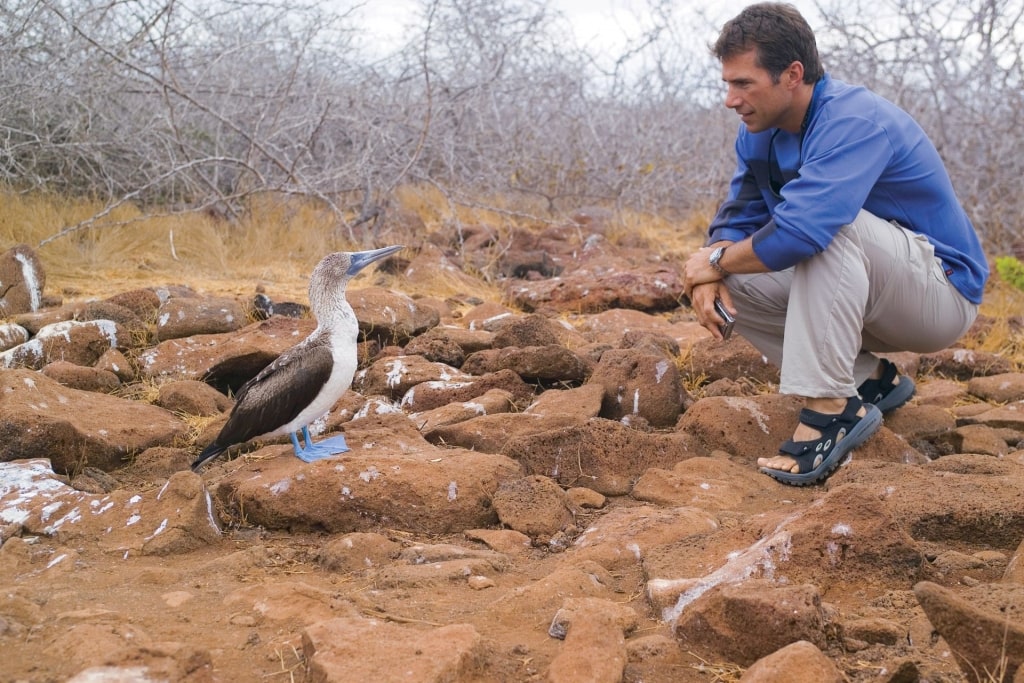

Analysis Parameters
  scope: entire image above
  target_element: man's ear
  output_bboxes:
[785,60,805,89]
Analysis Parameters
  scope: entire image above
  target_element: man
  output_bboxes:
[682,2,988,485]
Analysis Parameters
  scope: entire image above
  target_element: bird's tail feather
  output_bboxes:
[191,442,227,471]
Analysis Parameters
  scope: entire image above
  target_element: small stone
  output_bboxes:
[468,575,495,590]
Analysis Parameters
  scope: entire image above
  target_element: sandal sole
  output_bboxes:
[761,404,883,486]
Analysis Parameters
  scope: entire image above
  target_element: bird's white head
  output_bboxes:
[308,245,404,318]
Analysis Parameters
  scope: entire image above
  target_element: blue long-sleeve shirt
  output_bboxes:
[707,74,988,304]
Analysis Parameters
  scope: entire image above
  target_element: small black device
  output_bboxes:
[714,298,735,340]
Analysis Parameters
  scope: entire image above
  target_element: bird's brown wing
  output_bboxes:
[215,340,334,448]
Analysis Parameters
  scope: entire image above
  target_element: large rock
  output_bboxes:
[739,640,845,683]
[138,315,316,392]
[503,259,684,314]
[0,460,220,553]
[399,368,535,413]
[303,617,482,683]
[357,355,472,400]
[587,348,688,428]
[914,581,1024,682]
[212,413,522,534]
[462,344,591,382]
[155,295,247,341]
[346,286,440,345]
[830,458,1024,549]
[0,320,128,370]
[501,418,701,495]
[672,580,828,667]
[0,369,186,473]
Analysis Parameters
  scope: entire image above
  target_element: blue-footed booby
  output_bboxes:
[191,245,403,471]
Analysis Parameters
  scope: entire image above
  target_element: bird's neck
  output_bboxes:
[313,300,359,339]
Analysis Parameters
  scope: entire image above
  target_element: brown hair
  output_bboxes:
[712,2,823,84]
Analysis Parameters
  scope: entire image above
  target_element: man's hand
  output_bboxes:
[682,245,726,297]
[690,282,736,340]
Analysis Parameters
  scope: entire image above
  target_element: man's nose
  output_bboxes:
[724,87,742,109]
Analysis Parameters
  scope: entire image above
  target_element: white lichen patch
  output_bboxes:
[385,359,406,388]
[14,251,42,312]
[723,397,772,434]
[359,466,381,482]
[269,479,291,495]
[655,513,799,623]
[654,359,670,383]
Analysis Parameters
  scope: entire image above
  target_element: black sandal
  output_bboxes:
[760,396,883,486]
[858,358,915,413]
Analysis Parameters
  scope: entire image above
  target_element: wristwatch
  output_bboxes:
[709,246,730,276]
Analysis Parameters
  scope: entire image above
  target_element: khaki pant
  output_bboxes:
[724,210,978,398]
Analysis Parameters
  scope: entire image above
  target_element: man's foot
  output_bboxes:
[757,396,882,485]
[858,358,915,413]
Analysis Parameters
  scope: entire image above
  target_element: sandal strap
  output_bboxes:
[858,359,899,403]
[795,396,862,430]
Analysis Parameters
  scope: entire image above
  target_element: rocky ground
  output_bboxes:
[1,220,1023,683]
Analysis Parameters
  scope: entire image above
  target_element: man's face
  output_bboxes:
[721,49,795,134]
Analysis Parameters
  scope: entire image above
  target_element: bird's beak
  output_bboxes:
[347,245,404,276]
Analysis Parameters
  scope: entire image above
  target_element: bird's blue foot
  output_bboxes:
[289,429,349,463]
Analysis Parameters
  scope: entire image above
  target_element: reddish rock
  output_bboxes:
[501,418,700,495]
[739,640,844,683]
[0,319,127,370]
[492,475,574,541]
[462,345,590,382]
[685,335,781,386]
[155,295,247,341]
[0,369,185,473]
[914,581,1024,682]
[399,368,535,413]
[356,354,471,400]
[40,360,120,393]
[0,244,45,315]
[346,286,440,345]
[156,379,233,417]
[138,315,316,392]
[673,581,827,667]
[588,348,687,428]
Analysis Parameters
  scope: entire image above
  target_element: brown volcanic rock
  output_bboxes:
[503,246,685,314]
[685,335,781,386]
[587,347,688,428]
[356,354,472,401]
[914,581,1024,682]
[137,315,316,392]
[0,319,128,370]
[40,360,120,393]
[346,286,440,345]
[399,368,535,413]
[0,369,186,473]
[0,244,45,316]
[0,322,29,352]
[672,580,828,667]
[501,418,701,496]
[213,413,522,535]
[462,344,591,382]
[829,457,1024,549]
[155,295,247,341]
[302,617,483,683]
